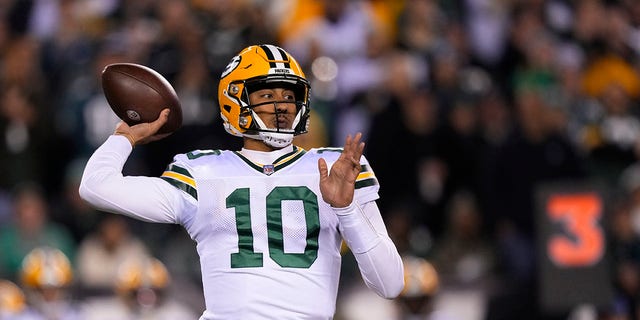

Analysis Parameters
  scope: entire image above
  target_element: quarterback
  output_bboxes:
[79,44,404,319]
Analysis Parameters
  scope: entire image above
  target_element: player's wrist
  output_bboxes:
[332,201,356,216]
[335,201,381,253]
[114,132,136,147]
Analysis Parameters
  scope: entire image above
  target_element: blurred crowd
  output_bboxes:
[0,0,640,319]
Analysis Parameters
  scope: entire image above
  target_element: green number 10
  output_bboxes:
[227,186,320,268]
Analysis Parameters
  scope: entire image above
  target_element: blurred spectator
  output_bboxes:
[53,34,127,160]
[159,229,205,316]
[432,68,494,217]
[384,200,433,258]
[580,54,640,185]
[19,246,82,319]
[605,189,640,318]
[0,182,76,280]
[0,84,49,192]
[81,256,198,320]
[430,190,495,287]
[395,0,447,57]
[461,0,512,73]
[75,215,150,296]
[611,259,640,320]
[366,86,445,234]
[620,163,640,242]
[196,0,278,77]
[283,0,388,113]
[493,1,546,97]
[429,43,466,120]
[50,158,102,243]
[474,88,513,225]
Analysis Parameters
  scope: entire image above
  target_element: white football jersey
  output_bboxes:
[159,146,380,319]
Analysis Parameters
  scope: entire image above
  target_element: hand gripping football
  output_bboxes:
[101,63,182,134]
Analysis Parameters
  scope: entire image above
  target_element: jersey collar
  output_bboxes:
[234,146,306,175]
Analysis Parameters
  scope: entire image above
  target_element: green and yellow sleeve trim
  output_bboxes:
[161,164,198,200]
[355,164,378,189]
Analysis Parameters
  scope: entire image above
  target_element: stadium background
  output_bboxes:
[1,0,639,319]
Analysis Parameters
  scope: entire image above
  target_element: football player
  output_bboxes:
[79,44,404,319]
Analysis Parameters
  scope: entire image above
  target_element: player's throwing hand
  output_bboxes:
[114,108,171,146]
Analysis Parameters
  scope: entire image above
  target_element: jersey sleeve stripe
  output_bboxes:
[167,164,194,178]
[355,164,378,189]
[161,171,196,188]
[355,178,378,189]
[160,177,198,200]
[316,147,342,154]
[356,171,375,180]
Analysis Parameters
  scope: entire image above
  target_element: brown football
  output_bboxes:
[101,63,182,134]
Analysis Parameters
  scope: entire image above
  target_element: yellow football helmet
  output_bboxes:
[20,247,73,289]
[218,44,311,148]
[0,280,26,314]
[115,257,170,293]
[400,255,439,298]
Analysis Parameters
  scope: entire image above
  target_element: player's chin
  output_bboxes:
[271,120,293,131]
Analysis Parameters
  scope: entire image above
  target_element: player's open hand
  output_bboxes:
[114,108,172,146]
[318,132,365,208]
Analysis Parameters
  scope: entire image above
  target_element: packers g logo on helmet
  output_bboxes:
[218,44,311,148]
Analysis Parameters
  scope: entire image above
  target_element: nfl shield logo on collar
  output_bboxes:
[263,164,275,176]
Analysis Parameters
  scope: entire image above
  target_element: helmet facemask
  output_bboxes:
[237,76,310,148]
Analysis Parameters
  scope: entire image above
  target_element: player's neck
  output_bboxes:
[240,144,294,165]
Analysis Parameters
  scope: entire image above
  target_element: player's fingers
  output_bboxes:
[345,133,362,154]
[351,132,363,158]
[356,141,365,159]
[318,158,328,179]
[147,108,170,132]
[157,108,171,124]
[352,132,362,146]
[345,133,364,165]
[342,134,355,158]
[344,134,353,150]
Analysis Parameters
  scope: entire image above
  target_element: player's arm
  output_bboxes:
[79,112,190,224]
[318,133,404,298]
[335,200,404,299]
